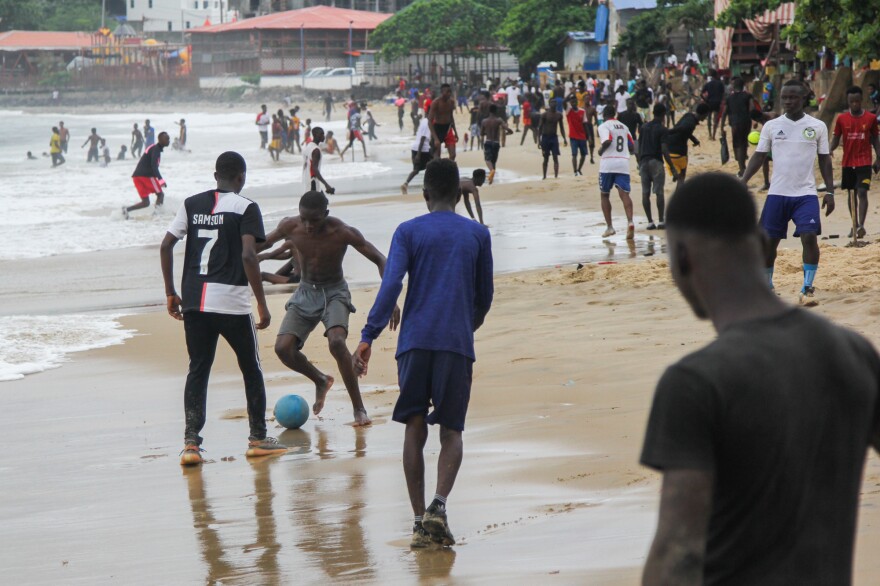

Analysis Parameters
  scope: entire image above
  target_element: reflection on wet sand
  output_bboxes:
[407,546,457,581]
[290,426,376,581]
[183,461,281,585]
[601,235,666,260]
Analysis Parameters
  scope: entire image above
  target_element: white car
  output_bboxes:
[304,67,332,78]
[323,67,355,77]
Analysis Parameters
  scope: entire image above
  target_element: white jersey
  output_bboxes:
[757,113,830,197]
[412,118,432,152]
[615,92,630,113]
[302,142,321,189]
[598,119,633,175]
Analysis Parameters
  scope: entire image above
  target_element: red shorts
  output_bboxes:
[445,128,458,147]
[352,130,363,141]
[133,176,162,199]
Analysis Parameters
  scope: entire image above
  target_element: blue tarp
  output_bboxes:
[599,45,609,71]
[595,4,609,43]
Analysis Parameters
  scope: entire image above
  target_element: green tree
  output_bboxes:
[497,0,596,73]
[0,0,45,31]
[614,0,713,64]
[715,0,880,62]
[0,0,110,32]
[370,0,504,62]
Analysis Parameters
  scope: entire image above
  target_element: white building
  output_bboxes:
[127,0,232,34]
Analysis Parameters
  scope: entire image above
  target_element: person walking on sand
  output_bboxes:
[259,191,400,427]
[256,104,270,149]
[303,127,335,194]
[638,104,669,229]
[123,131,170,219]
[354,159,493,549]
[50,126,65,167]
[160,151,287,466]
[401,115,432,195]
[131,123,144,159]
[597,105,636,239]
[428,83,458,160]
[339,106,368,162]
[323,92,335,121]
[565,97,588,176]
[58,121,69,154]
[641,172,880,586]
[460,169,487,225]
[82,128,102,163]
[741,80,834,306]
[539,99,568,179]
[480,104,512,185]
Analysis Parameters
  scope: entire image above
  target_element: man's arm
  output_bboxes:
[558,116,567,145]
[311,150,334,193]
[349,226,401,330]
[257,242,293,262]
[257,218,293,253]
[643,470,713,586]
[159,233,182,320]
[151,147,162,180]
[740,150,768,183]
[474,232,494,330]
[829,133,841,153]
[818,153,835,216]
[872,134,880,173]
[241,233,270,329]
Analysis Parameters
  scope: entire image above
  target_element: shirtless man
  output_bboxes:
[481,104,513,184]
[428,83,458,160]
[460,169,487,224]
[538,99,568,179]
[261,191,400,426]
[582,101,599,164]
[322,131,340,157]
[258,241,300,285]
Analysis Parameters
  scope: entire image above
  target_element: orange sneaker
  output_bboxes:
[179,444,204,466]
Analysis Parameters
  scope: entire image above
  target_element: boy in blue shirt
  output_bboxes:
[354,159,494,548]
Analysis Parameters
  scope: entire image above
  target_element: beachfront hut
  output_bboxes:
[0,31,94,83]
[560,32,602,72]
[188,5,390,77]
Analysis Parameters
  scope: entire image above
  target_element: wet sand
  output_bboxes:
[3,104,880,583]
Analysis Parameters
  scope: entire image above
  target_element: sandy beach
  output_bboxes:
[2,101,880,584]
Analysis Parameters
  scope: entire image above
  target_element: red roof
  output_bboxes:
[0,30,94,51]
[191,5,391,33]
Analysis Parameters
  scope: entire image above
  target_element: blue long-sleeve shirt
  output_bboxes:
[361,211,493,360]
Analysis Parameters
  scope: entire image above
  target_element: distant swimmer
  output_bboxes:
[355,159,493,549]
[401,115,432,195]
[260,190,400,426]
[131,123,144,158]
[258,241,301,285]
[160,151,286,466]
[123,131,169,219]
[480,104,512,184]
[428,83,458,160]
[459,169,487,225]
[597,105,636,239]
[144,119,155,148]
[49,126,65,167]
[302,126,335,194]
[27,151,38,160]
[741,80,835,305]
[81,127,102,163]
[538,98,567,179]
[117,145,127,161]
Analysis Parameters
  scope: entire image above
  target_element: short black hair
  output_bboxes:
[653,103,666,117]
[489,104,498,115]
[215,151,246,180]
[424,159,459,201]
[158,131,170,141]
[695,103,710,116]
[847,86,863,96]
[473,168,486,181]
[666,172,757,238]
[732,77,745,90]
[299,190,329,211]
[603,105,616,119]
[783,79,807,93]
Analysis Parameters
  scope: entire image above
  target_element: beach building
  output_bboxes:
[594,0,658,73]
[560,32,602,72]
[0,31,94,84]
[127,0,233,35]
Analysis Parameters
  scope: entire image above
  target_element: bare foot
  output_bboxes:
[313,375,334,416]
[352,408,372,427]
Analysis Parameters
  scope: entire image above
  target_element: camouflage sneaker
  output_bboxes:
[422,503,455,546]
[246,436,287,457]
[410,523,436,549]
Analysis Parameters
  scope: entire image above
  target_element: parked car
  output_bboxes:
[303,67,333,78]
[323,67,355,77]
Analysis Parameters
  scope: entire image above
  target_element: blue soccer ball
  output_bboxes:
[274,394,310,429]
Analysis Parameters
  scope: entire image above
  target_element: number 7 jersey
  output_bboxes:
[167,190,266,315]
[597,118,634,175]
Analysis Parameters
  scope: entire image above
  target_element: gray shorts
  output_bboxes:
[278,279,355,349]
[640,158,666,196]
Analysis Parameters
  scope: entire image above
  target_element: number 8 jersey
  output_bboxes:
[597,118,634,175]
[167,190,266,315]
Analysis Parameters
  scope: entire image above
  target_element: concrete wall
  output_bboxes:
[199,74,365,90]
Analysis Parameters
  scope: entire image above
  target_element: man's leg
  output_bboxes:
[765,237,782,288]
[360,138,368,158]
[218,313,268,442]
[653,161,666,225]
[542,151,549,179]
[326,326,370,426]
[183,312,221,447]
[640,164,655,226]
[552,153,559,178]
[403,415,429,518]
[436,426,463,499]
[617,185,635,239]
[857,188,869,236]
[274,334,333,416]
[600,191,614,233]
[577,151,586,174]
[448,143,456,162]
[126,195,151,213]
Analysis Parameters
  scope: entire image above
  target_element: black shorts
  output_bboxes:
[731,122,751,150]
[841,166,872,190]
[540,134,560,156]
[433,123,450,144]
[483,140,500,165]
[412,150,431,171]
[394,349,473,431]
[707,100,722,113]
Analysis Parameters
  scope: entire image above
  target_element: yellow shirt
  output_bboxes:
[576,90,588,109]
[50,133,62,154]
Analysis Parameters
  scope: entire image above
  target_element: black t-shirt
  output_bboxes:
[132,143,164,178]
[641,308,880,586]
[617,111,642,140]
[634,87,652,109]
[725,91,753,127]
[663,113,697,156]
[638,119,666,161]
[703,79,725,104]
[167,190,266,315]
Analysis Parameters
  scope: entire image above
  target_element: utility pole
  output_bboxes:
[101,0,106,29]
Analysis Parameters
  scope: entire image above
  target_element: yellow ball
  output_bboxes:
[748,131,761,145]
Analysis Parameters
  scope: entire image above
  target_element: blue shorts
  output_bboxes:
[508,104,521,117]
[760,194,821,239]
[395,349,473,431]
[570,138,587,156]
[599,172,631,193]
[541,134,560,156]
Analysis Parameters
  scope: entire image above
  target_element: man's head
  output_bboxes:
[626,99,637,112]
[473,168,487,186]
[158,131,170,146]
[145,119,151,127]
[732,77,745,91]
[326,130,334,139]
[312,126,325,144]
[298,190,330,233]
[214,151,247,193]
[441,83,452,97]
[781,80,808,116]
[52,126,59,134]
[180,118,185,125]
[59,121,64,127]
[846,86,863,113]
[603,105,616,120]
[133,122,139,129]
[666,173,762,319]
[423,159,460,207]
[90,127,97,134]
[695,103,710,121]
[489,104,498,116]
[261,104,267,113]
[652,103,666,120]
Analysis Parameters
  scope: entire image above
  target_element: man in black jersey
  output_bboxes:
[124,131,170,219]
[160,151,286,466]
[719,77,755,176]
